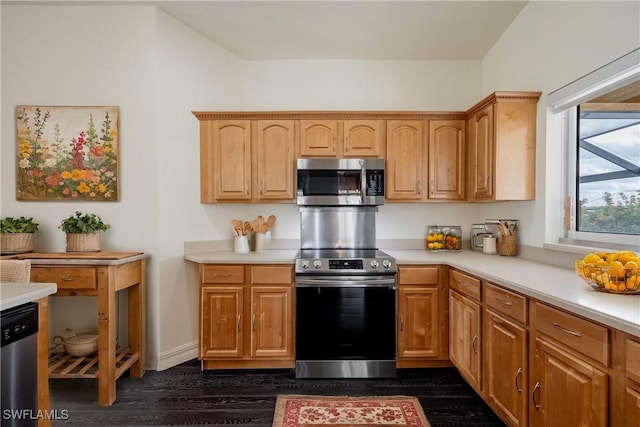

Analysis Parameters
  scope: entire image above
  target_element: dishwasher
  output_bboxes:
[1,302,38,427]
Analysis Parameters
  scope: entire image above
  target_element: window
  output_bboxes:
[576,94,640,235]
[548,49,640,250]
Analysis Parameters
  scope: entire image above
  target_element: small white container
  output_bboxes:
[483,235,497,254]
[234,236,249,254]
[255,231,271,252]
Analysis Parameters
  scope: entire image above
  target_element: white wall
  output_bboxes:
[479,1,640,248]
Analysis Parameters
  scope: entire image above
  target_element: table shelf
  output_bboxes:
[48,348,139,380]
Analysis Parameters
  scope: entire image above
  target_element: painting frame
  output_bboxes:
[15,105,120,201]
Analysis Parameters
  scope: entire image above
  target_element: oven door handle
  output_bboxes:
[296,277,396,287]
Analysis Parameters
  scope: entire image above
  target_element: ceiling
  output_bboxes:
[154,1,529,60]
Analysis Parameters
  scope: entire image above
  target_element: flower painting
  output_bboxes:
[16,106,119,201]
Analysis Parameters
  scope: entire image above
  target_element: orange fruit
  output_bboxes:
[618,251,638,264]
[624,261,638,269]
[609,260,626,279]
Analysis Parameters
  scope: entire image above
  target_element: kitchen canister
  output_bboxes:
[234,235,249,254]
[255,231,271,252]
[499,235,518,256]
[483,235,497,254]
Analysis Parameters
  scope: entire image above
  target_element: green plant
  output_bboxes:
[59,211,111,234]
[0,216,39,233]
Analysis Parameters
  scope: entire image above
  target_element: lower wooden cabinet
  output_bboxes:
[199,264,294,369]
[396,266,448,367]
[449,289,482,392]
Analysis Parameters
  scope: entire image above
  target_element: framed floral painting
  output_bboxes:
[16,106,119,201]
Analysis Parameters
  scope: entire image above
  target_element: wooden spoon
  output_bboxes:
[266,215,277,231]
[251,220,259,233]
[242,221,252,236]
[230,219,239,236]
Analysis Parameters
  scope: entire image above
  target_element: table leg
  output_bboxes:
[97,266,117,406]
[37,297,51,427]
[128,260,146,377]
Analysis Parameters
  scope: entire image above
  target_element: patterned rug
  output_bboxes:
[272,395,431,427]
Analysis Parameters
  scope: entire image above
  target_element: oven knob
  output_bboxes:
[382,259,392,269]
[313,260,322,269]
[370,260,379,269]
[300,260,310,269]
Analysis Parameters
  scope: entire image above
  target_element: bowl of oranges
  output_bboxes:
[575,251,639,294]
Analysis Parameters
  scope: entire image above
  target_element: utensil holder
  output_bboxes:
[255,231,271,252]
[234,236,249,254]
[498,235,517,256]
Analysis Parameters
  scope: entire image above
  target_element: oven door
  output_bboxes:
[295,275,396,378]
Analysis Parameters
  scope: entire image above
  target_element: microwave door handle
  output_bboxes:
[360,159,366,204]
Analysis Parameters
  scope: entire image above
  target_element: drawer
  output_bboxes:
[485,282,527,324]
[626,339,640,384]
[398,266,439,285]
[201,265,244,284]
[449,269,481,301]
[31,267,97,290]
[535,302,609,365]
[250,266,293,285]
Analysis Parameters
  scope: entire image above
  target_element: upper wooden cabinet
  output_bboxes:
[299,119,384,158]
[466,92,540,201]
[428,120,465,201]
[386,120,425,200]
[198,119,296,203]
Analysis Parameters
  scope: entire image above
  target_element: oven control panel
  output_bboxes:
[329,259,363,269]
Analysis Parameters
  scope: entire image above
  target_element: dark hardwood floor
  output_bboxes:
[50,359,506,427]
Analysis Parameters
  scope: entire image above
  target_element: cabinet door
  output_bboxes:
[213,120,252,200]
[343,120,384,157]
[300,120,339,157]
[251,286,293,358]
[467,105,494,200]
[200,286,243,358]
[397,286,439,359]
[625,387,640,427]
[485,310,527,427]
[449,290,482,391]
[531,337,608,427]
[428,120,465,200]
[255,120,296,200]
[386,120,424,200]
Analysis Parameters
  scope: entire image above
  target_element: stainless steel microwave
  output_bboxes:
[296,158,385,206]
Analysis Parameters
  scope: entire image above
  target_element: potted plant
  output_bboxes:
[1,216,39,253]
[59,211,111,252]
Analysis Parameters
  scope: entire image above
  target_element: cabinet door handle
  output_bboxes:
[552,322,582,337]
[472,334,478,354]
[514,367,523,393]
[430,180,434,194]
[495,297,512,306]
[456,279,468,287]
[399,314,404,332]
[333,136,336,152]
[252,314,256,331]
[417,180,422,195]
[246,181,250,195]
[237,314,241,331]
[260,181,264,195]
[532,381,541,409]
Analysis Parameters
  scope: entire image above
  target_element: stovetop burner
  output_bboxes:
[295,248,396,275]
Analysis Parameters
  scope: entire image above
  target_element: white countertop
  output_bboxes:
[0,282,57,311]
[184,248,640,337]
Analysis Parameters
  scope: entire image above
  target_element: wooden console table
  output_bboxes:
[20,251,148,407]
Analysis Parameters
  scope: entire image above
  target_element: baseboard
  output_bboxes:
[146,340,199,371]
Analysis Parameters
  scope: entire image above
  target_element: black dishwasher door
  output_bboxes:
[1,302,38,427]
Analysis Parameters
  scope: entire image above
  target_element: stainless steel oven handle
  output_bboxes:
[295,277,396,287]
[360,159,366,205]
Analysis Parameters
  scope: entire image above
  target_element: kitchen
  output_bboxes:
[1,1,639,426]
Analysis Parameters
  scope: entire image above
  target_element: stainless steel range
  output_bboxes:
[294,200,397,379]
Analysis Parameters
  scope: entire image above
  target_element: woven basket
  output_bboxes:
[53,330,98,357]
[66,233,101,252]
[1,233,34,253]
[498,235,518,256]
[0,260,31,282]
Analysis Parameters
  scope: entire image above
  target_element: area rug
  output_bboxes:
[272,395,431,427]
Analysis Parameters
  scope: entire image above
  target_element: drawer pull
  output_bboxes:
[61,275,73,281]
[495,297,512,306]
[35,274,43,281]
[212,273,232,277]
[532,381,541,409]
[514,367,523,393]
[552,322,582,337]
[399,314,404,332]
[472,334,478,354]
[456,279,468,287]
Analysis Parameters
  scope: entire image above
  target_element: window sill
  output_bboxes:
[545,239,640,254]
